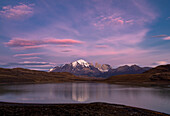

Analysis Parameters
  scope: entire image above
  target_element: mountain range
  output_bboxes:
[49,59,151,78]
[0,64,170,84]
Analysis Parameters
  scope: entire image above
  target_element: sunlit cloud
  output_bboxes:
[14,53,43,57]
[93,16,133,29]
[0,3,34,19]
[163,36,170,40]
[17,61,51,65]
[21,57,41,60]
[152,35,168,38]
[5,38,83,49]
[151,61,168,67]
[0,61,55,71]
[0,61,54,67]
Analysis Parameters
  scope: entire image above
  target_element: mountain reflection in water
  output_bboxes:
[72,83,89,102]
[0,83,170,114]
[53,83,111,102]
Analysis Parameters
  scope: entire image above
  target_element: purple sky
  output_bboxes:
[0,0,170,70]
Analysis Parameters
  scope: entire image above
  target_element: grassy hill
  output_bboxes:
[0,64,170,85]
[103,64,170,85]
[0,68,90,84]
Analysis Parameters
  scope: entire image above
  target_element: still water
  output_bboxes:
[0,83,170,114]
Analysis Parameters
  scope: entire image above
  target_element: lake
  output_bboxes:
[0,83,170,114]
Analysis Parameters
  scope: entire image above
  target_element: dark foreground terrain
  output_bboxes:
[0,102,169,116]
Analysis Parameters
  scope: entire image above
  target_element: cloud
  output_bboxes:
[93,16,134,29]
[45,38,83,44]
[167,17,170,20]
[21,57,41,60]
[151,61,168,67]
[61,50,72,52]
[19,45,47,49]
[0,61,53,67]
[17,61,50,65]
[0,61,55,71]
[152,35,168,38]
[5,38,83,48]
[14,53,43,57]
[0,3,34,19]
[163,36,170,40]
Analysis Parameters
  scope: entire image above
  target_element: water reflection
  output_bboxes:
[72,83,89,102]
[0,83,170,114]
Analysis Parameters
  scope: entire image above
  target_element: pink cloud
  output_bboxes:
[14,53,43,57]
[21,45,47,49]
[18,61,52,65]
[155,61,167,65]
[151,61,168,67]
[163,36,170,40]
[0,3,34,19]
[112,17,124,24]
[9,45,46,51]
[5,38,83,48]
[45,38,83,44]
[21,57,41,60]
[152,35,168,38]
[93,15,134,29]
[5,38,40,47]
[125,20,134,24]
[117,19,124,24]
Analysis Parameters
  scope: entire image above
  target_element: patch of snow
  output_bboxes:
[98,68,109,72]
[72,59,90,67]
[49,68,54,72]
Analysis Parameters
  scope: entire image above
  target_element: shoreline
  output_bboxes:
[0,81,169,87]
[0,102,169,116]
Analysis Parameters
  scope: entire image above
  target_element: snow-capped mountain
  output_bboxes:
[71,59,90,67]
[49,59,150,78]
[49,59,102,77]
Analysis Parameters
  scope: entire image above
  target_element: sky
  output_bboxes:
[0,0,170,71]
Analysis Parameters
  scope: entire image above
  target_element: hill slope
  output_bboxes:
[104,64,170,85]
[0,68,88,84]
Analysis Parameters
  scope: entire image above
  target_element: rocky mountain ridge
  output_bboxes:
[50,59,151,78]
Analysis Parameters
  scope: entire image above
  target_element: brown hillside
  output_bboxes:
[0,68,88,84]
[104,64,170,85]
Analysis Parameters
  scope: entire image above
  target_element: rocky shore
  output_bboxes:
[0,102,169,116]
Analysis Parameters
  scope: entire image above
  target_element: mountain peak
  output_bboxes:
[71,59,90,67]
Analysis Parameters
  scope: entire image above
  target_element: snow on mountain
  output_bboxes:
[98,68,109,72]
[49,68,54,72]
[71,59,90,67]
[49,59,151,78]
